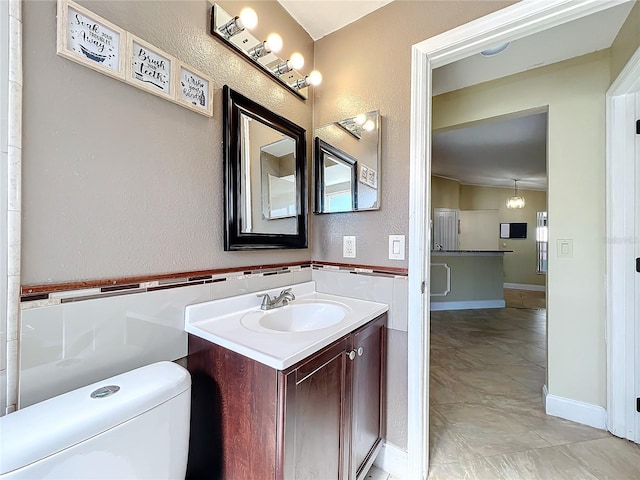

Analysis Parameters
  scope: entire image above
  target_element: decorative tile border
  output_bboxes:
[20,261,407,308]
[312,261,408,279]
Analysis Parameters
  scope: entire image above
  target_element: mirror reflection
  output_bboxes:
[314,138,356,213]
[240,117,297,234]
[314,110,381,213]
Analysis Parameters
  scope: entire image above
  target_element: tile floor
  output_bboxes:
[367,302,640,480]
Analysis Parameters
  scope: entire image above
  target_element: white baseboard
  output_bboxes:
[430,300,505,311]
[373,442,407,479]
[504,283,546,292]
[545,391,607,430]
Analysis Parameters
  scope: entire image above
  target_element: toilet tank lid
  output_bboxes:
[0,361,191,475]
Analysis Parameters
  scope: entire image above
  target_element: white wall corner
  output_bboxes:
[545,393,607,430]
[373,441,407,479]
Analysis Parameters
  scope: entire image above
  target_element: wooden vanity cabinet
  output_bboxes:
[186,313,386,480]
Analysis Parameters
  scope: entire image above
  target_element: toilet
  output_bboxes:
[0,361,191,479]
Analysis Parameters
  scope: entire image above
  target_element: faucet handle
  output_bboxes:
[280,288,295,300]
[257,293,272,307]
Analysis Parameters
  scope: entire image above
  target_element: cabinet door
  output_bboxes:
[280,337,351,480]
[351,314,386,479]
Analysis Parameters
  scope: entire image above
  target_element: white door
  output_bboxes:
[433,208,458,250]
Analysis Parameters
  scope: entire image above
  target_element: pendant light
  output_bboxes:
[506,179,526,209]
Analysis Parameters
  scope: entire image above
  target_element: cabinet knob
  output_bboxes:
[348,350,356,361]
[357,347,364,357]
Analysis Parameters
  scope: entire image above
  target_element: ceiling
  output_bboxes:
[277,0,393,40]
[432,112,548,191]
[276,1,634,190]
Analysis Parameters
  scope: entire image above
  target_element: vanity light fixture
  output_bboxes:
[292,70,322,90]
[480,42,510,57]
[210,3,321,100]
[272,52,305,76]
[336,111,377,140]
[248,33,283,59]
[506,179,526,209]
[218,7,258,38]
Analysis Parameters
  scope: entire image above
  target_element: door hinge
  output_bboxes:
[421,281,426,294]
[636,119,640,134]
[637,397,640,413]
[636,257,640,273]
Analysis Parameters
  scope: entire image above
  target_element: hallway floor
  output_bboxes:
[427,306,640,479]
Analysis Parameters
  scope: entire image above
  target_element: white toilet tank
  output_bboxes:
[0,361,191,479]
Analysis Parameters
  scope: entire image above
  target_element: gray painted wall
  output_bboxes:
[22,1,313,284]
[311,1,515,268]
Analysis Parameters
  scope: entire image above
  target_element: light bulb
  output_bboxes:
[354,113,366,125]
[238,7,258,30]
[363,119,375,132]
[266,33,283,53]
[307,70,322,86]
[289,52,304,70]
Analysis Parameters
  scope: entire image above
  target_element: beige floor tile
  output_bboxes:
[559,436,640,480]
[427,457,504,480]
[496,342,547,364]
[531,416,611,446]
[485,445,601,479]
[457,345,532,366]
[429,305,638,479]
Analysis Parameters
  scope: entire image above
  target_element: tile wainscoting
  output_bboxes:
[13,262,408,413]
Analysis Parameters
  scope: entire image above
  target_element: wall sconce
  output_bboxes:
[210,4,322,100]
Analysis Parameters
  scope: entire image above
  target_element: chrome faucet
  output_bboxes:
[257,288,295,310]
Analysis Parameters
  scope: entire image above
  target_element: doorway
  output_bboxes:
[406,2,640,478]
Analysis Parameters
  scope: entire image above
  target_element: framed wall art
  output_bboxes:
[358,164,369,184]
[56,0,213,117]
[174,63,214,117]
[56,0,126,79]
[366,167,378,189]
[126,34,175,99]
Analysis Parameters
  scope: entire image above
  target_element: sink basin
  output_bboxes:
[241,301,348,333]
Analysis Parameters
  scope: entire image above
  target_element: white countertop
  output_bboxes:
[185,282,389,370]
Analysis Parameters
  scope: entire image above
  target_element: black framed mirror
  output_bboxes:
[223,85,307,250]
[314,138,358,213]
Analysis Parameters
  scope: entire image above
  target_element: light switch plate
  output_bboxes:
[389,235,405,260]
[343,236,356,258]
[557,239,573,258]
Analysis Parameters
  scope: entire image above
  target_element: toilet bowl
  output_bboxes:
[0,361,191,479]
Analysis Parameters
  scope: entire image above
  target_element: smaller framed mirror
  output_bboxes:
[313,110,381,213]
[223,86,307,250]
[314,138,357,213]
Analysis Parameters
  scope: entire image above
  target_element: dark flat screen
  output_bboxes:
[509,222,527,239]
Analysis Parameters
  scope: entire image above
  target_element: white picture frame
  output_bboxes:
[366,167,378,189]
[174,62,214,117]
[56,0,126,80]
[126,34,175,100]
[358,164,369,184]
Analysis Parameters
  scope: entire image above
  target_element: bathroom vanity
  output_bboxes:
[184,283,388,480]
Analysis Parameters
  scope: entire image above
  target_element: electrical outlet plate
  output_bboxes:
[343,236,356,258]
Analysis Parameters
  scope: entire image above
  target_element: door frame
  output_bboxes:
[605,45,640,443]
[407,1,632,477]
